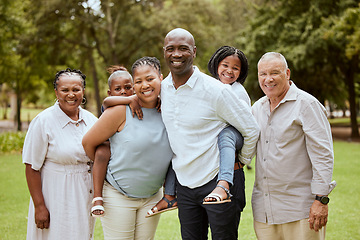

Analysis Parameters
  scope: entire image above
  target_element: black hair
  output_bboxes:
[53,68,86,90]
[131,57,161,76]
[207,46,249,84]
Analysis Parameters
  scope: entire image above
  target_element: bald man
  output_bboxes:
[160,28,260,239]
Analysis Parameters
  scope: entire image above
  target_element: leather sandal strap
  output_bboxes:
[162,196,177,208]
[216,184,233,198]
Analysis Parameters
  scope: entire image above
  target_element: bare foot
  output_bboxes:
[203,180,230,203]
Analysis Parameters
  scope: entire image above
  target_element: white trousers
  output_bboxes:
[101,181,163,240]
[254,219,326,240]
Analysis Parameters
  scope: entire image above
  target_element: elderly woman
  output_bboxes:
[23,68,98,239]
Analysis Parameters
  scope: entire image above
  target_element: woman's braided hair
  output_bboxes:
[131,57,161,76]
[207,46,249,84]
[53,68,86,90]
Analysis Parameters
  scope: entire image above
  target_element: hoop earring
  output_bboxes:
[82,97,87,105]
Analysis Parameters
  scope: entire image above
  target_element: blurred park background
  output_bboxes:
[1,1,360,239]
[0,0,359,139]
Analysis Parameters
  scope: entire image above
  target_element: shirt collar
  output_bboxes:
[54,101,86,128]
[163,66,199,89]
[259,80,298,107]
[280,81,297,103]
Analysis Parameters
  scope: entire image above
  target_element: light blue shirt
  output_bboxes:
[161,66,259,188]
[106,106,173,198]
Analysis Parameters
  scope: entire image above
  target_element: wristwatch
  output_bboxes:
[315,195,330,205]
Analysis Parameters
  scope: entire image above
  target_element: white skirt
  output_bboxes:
[26,161,95,240]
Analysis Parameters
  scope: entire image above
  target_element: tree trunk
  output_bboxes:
[346,56,359,138]
[89,51,102,117]
[2,103,8,119]
[16,91,22,131]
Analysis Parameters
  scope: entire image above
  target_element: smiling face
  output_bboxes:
[55,75,84,119]
[163,29,196,80]
[217,54,241,85]
[107,75,133,97]
[258,57,291,104]
[133,65,162,108]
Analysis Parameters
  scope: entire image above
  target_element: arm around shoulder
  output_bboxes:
[103,95,137,109]
[82,105,127,160]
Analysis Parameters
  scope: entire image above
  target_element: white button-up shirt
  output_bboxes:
[231,82,251,107]
[251,82,336,224]
[161,66,259,188]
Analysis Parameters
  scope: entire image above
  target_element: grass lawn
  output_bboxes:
[0,141,359,239]
[329,117,360,127]
[0,108,44,123]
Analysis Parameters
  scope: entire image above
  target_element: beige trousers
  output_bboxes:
[254,219,326,240]
[101,182,163,240]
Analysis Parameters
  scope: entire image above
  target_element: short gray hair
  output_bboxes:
[258,52,288,69]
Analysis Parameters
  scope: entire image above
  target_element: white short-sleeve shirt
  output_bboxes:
[22,102,98,170]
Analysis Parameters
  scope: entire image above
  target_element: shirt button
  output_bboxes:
[89,190,92,194]
[264,158,266,161]
[264,176,267,179]
[266,140,269,143]
[76,123,79,127]
[87,161,91,165]
[265,193,268,196]
[88,169,91,173]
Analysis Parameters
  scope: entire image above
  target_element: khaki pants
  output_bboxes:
[254,219,326,240]
[101,181,163,240]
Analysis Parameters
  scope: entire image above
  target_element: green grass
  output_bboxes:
[0,141,359,239]
[0,108,44,122]
[329,117,360,127]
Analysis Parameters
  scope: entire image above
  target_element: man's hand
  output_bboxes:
[308,199,328,231]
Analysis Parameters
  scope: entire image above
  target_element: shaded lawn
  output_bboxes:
[0,141,359,239]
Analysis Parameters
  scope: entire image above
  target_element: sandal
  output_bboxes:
[91,197,105,217]
[146,196,178,218]
[203,184,232,205]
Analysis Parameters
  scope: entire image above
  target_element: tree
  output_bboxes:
[0,0,46,130]
[240,0,359,138]
[324,3,360,137]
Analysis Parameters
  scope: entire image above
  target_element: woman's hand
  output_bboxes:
[25,164,50,229]
[34,204,50,229]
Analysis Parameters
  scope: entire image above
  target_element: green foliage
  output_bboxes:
[240,0,359,103]
[1,0,359,131]
[0,131,26,153]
